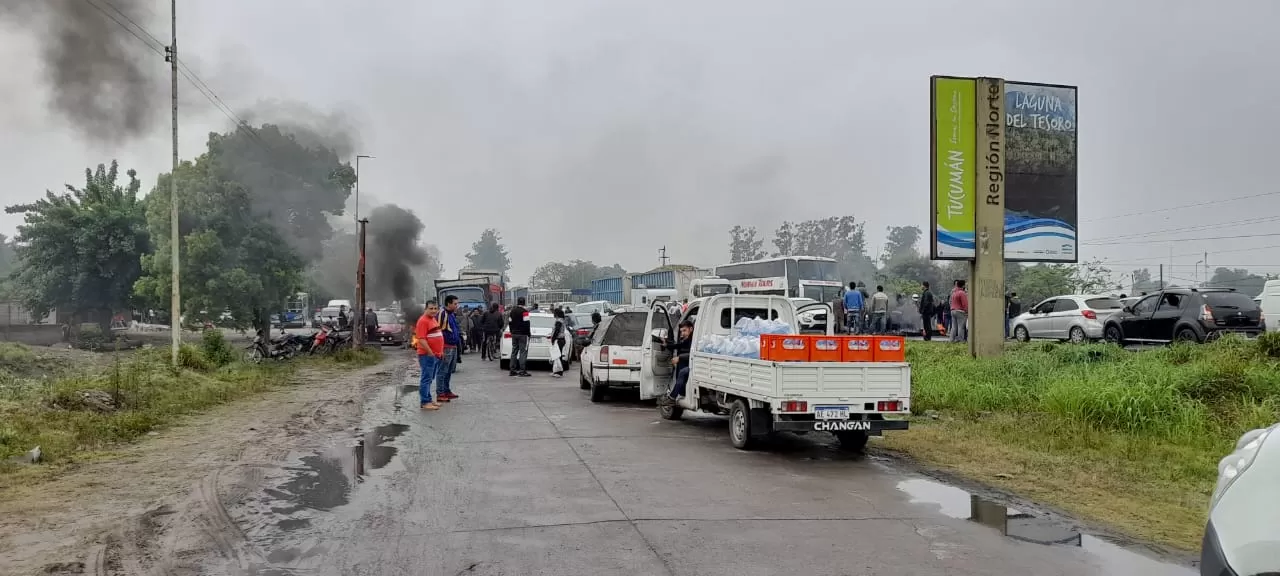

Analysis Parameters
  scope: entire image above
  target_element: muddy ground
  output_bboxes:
[0,355,399,576]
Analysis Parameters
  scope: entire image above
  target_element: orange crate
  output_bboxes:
[841,336,874,362]
[810,336,842,362]
[873,336,906,362]
[760,334,810,362]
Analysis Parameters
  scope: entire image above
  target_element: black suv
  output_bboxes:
[1102,288,1263,345]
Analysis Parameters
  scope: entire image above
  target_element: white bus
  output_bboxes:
[714,256,844,302]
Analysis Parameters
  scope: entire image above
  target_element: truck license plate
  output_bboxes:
[814,406,849,420]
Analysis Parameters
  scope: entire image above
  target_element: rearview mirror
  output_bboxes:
[1122,305,1133,313]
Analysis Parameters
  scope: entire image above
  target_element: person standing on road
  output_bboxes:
[869,285,890,334]
[549,308,568,378]
[1005,292,1022,340]
[842,281,864,334]
[469,308,484,353]
[414,300,444,411]
[481,303,503,361]
[434,295,462,402]
[364,307,378,344]
[831,294,846,334]
[949,280,969,343]
[508,297,532,377]
[918,281,936,341]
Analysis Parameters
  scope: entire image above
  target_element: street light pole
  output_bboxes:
[166,0,180,365]
[354,154,373,299]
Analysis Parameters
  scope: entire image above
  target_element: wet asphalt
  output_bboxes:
[221,353,1197,576]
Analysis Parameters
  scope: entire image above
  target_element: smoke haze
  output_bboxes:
[1,0,162,142]
[366,204,428,303]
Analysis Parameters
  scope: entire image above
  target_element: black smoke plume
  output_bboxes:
[366,204,427,304]
[2,0,162,142]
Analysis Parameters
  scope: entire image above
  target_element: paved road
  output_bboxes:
[207,354,1196,576]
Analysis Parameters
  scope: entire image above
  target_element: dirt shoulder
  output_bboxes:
[0,355,403,576]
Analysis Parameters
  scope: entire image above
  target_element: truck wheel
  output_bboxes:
[659,400,684,420]
[500,359,509,370]
[579,373,591,390]
[590,381,609,403]
[835,431,869,453]
[728,399,757,450]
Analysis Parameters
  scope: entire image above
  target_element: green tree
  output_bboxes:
[1071,258,1113,295]
[1208,267,1267,296]
[772,221,795,257]
[728,225,766,263]
[465,228,511,275]
[1009,264,1074,306]
[881,226,922,265]
[6,161,150,332]
[529,260,625,290]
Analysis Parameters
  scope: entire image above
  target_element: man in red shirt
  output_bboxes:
[949,279,969,343]
[415,300,445,410]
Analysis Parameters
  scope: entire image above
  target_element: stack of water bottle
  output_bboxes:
[696,316,792,359]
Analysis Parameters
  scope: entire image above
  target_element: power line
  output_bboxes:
[1084,232,1280,246]
[1083,214,1280,244]
[1080,190,1280,224]
[83,0,164,55]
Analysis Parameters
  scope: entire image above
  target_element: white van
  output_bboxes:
[1258,281,1280,332]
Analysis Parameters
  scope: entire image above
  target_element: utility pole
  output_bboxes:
[165,0,180,365]
[658,246,670,268]
[1204,252,1210,286]
[353,155,373,299]
[1159,264,1164,289]
[355,219,368,347]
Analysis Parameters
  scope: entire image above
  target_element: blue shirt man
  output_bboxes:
[842,282,865,333]
[435,295,463,400]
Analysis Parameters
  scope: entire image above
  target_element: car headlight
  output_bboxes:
[1210,424,1276,509]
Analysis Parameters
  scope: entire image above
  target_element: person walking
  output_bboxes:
[481,303,503,361]
[918,281,936,341]
[508,297,532,377]
[949,279,969,343]
[549,308,568,377]
[1006,292,1022,340]
[842,282,865,334]
[435,295,462,401]
[364,307,378,345]
[831,294,846,334]
[414,300,444,411]
[869,285,890,334]
[468,308,484,352]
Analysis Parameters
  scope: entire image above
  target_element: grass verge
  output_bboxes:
[883,336,1280,551]
[0,333,383,489]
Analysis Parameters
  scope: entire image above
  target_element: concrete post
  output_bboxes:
[970,77,1006,358]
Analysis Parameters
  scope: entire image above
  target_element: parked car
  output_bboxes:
[374,310,405,346]
[578,311,647,402]
[1011,295,1125,343]
[499,312,557,370]
[1200,423,1278,576]
[1257,279,1280,333]
[568,312,595,361]
[1103,288,1263,346]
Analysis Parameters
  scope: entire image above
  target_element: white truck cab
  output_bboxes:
[640,294,911,451]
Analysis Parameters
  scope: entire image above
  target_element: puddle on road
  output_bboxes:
[265,423,410,519]
[896,478,1196,575]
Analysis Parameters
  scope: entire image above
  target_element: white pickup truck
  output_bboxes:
[640,294,911,451]
[578,311,648,402]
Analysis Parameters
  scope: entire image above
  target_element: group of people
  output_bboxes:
[457,304,507,360]
[411,296,464,411]
[833,279,974,343]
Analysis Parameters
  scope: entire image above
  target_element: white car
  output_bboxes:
[500,312,558,370]
[1201,423,1279,576]
[578,311,647,402]
[791,298,827,330]
[1010,294,1125,343]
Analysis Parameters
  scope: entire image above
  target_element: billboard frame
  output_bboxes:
[929,76,1079,263]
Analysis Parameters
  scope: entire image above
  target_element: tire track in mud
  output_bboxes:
[59,359,404,576]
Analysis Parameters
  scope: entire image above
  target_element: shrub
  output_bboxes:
[177,344,211,372]
[200,329,235,367]
[1256,331,1280,358]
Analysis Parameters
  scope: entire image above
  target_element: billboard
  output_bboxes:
[930,77,1079,262]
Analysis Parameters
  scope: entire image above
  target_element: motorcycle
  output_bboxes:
[245,329,306,363]
[309,323,352,354]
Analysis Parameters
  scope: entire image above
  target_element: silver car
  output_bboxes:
[1011,295,1125,343]
[1200,423,1279,576]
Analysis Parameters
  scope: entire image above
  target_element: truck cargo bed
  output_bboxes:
[689,353,910,407]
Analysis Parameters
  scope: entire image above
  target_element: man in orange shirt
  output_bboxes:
[415,300,445,410]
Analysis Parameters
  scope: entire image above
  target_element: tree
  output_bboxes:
[529,260,625,290]
[881,226,922,265]
[1208,267,1267,296]
[772,221,795,257]
[6,161,150,332]
[880,255,944,296]
[1009,264,1074,306]
[728,225,766,263]
[1071,258,1113,295]
[465,228,511,275]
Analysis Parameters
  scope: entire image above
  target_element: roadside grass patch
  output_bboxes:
[890,337,1280,551]
[325,346,384,367]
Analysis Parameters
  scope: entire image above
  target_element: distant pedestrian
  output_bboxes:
[414,301,444,411]
[843,281,865,334]
[869,285,890,334]
[1006,292,1022,340]
[364,307,378,344]
[481,303,503,361]
[919,281,936,341]
[950,280,969,343]
[435,295,462,402]
[508,297,532,377]
[831,294,846,334]
[468,308,484,352]
[550,308,568,377]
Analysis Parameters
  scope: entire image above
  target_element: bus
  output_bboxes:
[714,256,844,302]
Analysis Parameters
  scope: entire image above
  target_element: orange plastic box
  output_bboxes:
[760,334,811,362]
[809,336,842,362]
[841,336,874,362]
[873,336,906,362]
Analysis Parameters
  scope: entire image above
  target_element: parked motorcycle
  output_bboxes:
[244,329,304,363]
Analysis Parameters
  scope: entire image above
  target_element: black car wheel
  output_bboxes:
[1176,327,1201,343]
[1104,324,1125,346]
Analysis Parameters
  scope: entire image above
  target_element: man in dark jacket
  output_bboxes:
[364,307,378,344]
[434,295,462,400]
[481,304,504,361]
[918,281,936,341]
[662,320,694,402]
[508,297,531,377]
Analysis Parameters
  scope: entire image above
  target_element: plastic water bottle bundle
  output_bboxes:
[697,316,792,359]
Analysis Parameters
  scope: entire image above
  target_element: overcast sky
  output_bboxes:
[3,0,1278,286]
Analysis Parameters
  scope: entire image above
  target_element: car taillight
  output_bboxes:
[1201,304,1215,322]
[503,332,511,339]
[576,328,590,336]
[781,400,807,412]
[599,345,609,363]
[877,400,903,412]
[1081,309,1097,320]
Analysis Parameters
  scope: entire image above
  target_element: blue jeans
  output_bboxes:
[845,310,863,334]
[436,346,457,394]
[417,354,438,404]
[669,366,689,399]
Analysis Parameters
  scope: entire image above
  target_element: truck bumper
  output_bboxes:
[772,419,910,435]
